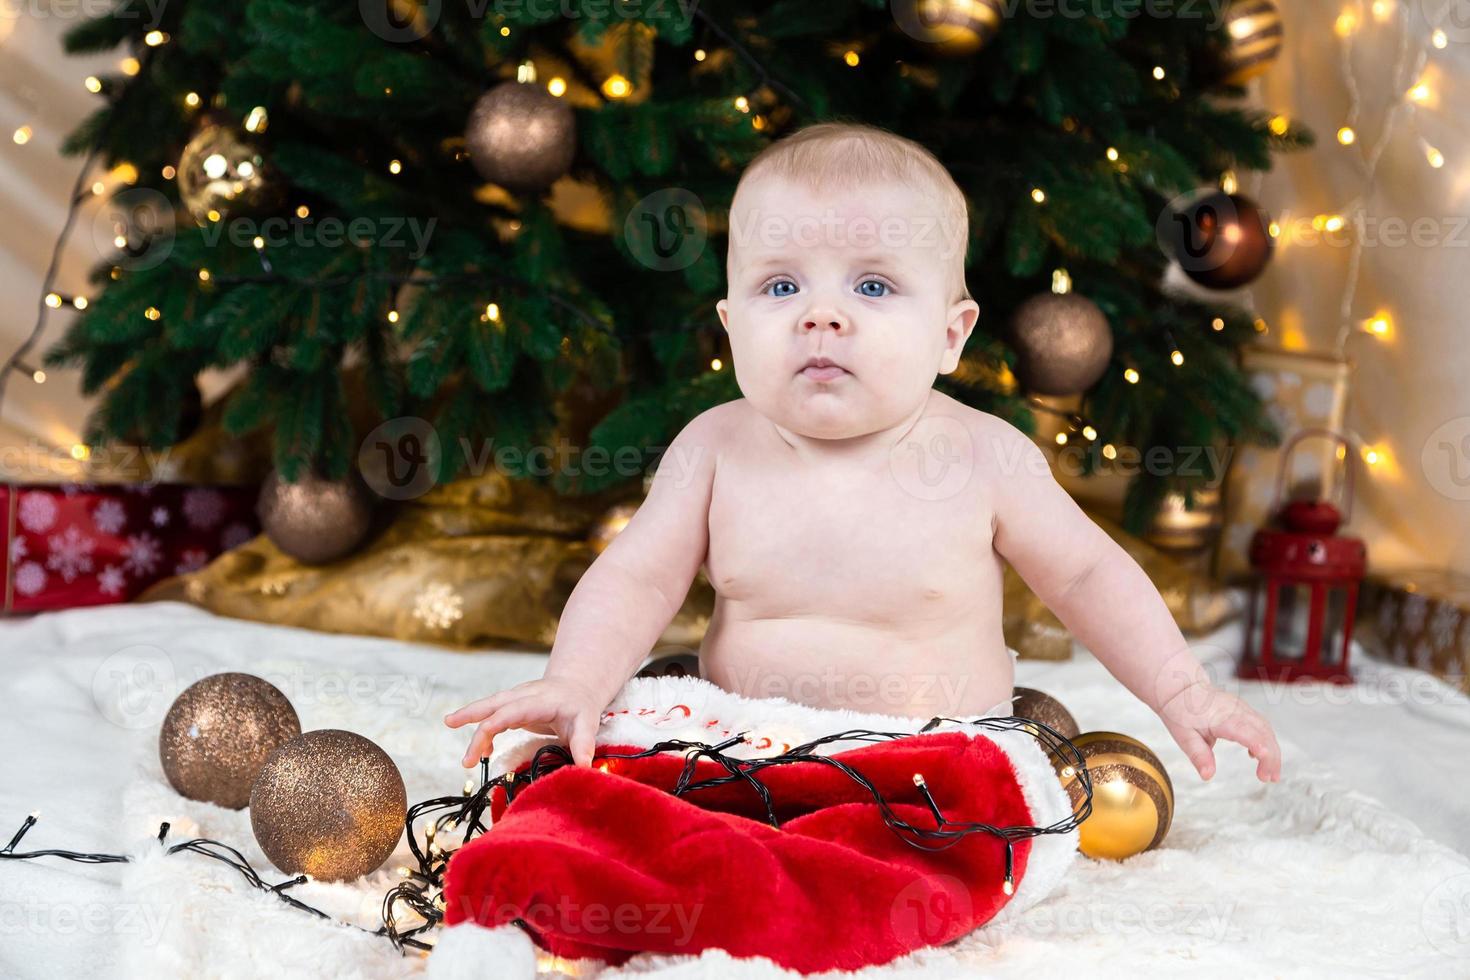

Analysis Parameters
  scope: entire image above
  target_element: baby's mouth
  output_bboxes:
[799,357,849,382]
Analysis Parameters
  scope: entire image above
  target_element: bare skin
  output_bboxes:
[446,172,1283,785]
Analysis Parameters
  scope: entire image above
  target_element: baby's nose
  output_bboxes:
[801,310,847,332]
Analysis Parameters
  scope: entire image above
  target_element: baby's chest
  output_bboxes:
[704,463,995,620]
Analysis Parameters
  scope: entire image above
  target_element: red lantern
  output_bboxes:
[1239,429,1367,684]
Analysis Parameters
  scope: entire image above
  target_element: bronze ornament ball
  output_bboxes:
[159,672,300,810]
[250,729,407,882]
[465,80,577,193]
[256,468,376,565]
[904,0,1007,56]
[176,122,282,226]
[1057,731,1174,861]
[1010,687,1080,740]
[1217,0,1283,86]
[1165,190,1274,290]
[1009,291,1113,396]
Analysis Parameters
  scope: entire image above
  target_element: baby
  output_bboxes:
[447,122,1281,785]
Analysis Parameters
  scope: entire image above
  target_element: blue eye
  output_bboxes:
[858,279,889,297]
[765,279,798,297]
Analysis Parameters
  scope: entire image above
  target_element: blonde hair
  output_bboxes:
[729,122,972,302]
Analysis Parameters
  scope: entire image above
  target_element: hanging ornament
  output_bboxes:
[1165,190,1274,290]
[1009,687,1079,740]
[158,672,300,809]
[1009,269,1113,396]
[1145,486,1224,557]
[256,468,376,565]
[1216,0,1283,85]
[897,0,1007,56]
[176,119,282,226]
[1056,731,1174,860]
[465,67,577,193]
[249,729,406,882]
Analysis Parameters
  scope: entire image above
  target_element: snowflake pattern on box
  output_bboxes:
[4,483,260,613]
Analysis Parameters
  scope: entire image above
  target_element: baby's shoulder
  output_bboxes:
[928,393,1048,480]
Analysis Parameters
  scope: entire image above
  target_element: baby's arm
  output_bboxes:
[445,409,720,767]
[981,418,1281,783]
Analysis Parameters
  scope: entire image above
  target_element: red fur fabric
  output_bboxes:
[442,730,1039,972]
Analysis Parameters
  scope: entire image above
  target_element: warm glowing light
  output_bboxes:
[1055,432,1069,445]
[1102,443,1117,460]
[44,293,62,308]
[752,114,767,131]
[1151,65,1165,80]
[244,106,269,133]
[1105,146,1119,161]
[72,296,88,310]
[1123,367,1140,384]
[1426,145,1445,168]
[1268,114,1289,135]
[1268,221,1281,238]
[120,57,140,76]
[1030,187,1046,203]
[601,74,632,99]
[1365,313,1392,337]
[71,444,91,461]
[295,204,310,218]
[205,209,221,223]
[388,159,402,174]
[1081,425,1097,440]
[1051,268,1072,294]
[710,357,724,371]
[1220,170,1238,194]
[844,50,860,67]
[1432,29,1448,48]
[694,48,707,62]
[113,235,127,248]
[547,77,567,97]
[1211,317,1225,331]
[198,269,211,282]
[1336,126,1356,146]
[84,76,103,93]
[144,306,161,320]
[144,29,168,46]
[386,310,400,324]
[12,125,32,145]
[112,162,138,184]
[161,165,176,179]
[1334,11,1357,35]
[32,369,46,384]
[1408,82,1430,103]
[499,26,510,36]
[485,302,501,322]
[1171,349,1185,366]
[184,91,201,107]
[734,95,750,113]
[1362,446,1383,466]
[1371,0,1391,20]
[1253,317,1269,333]
[90,180,104,195]
[252,235,265,249]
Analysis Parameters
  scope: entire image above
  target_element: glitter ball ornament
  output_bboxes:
[465,80,576,193]
[250,729,407,882]
[908,0,1007,55]
[176,122,281,225]
[256,468,376,565]
[1009,291,1113,396]
[1009,687,1079,740]
[159,672,300,809]
[1056,731,1174,860]
[1216,0,1283,85]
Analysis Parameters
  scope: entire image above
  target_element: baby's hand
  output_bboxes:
[1156,679,1282,783]
[444,677,605,769]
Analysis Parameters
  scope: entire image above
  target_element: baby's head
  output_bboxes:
[716,122,979,442]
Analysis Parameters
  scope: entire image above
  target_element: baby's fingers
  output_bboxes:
[460,701,545,767]
[444,688,520,729]
[1216,713,1282,783]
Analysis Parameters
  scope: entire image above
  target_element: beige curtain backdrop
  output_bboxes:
[2,2,1467,571]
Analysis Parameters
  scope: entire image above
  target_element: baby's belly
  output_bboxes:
[697,606,1015,721]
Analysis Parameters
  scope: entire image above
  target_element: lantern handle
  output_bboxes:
[1270,427,1355,523]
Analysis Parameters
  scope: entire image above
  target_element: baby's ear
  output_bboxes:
[716,299,730,331]
[940,299,980,373]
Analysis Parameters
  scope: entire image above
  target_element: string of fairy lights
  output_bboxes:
[2,717,1093,957]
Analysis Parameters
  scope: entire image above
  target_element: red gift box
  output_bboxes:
[3,482,260,614]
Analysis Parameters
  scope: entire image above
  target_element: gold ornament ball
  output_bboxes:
[1218,0,1283,85]
[908,0,1006,55]
[1010,292,1113,396]
[589,501,640,555]
[159,672,300,810]
[465,80,577,193]
[177,122,281,225]
[1058,731,1174,861]
[1145,486,1223,556]
[257,468,376,565]
[250,729,407,882]
[1010,687,1080,740]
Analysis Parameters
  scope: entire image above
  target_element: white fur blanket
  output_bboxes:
[2,601,1467,978]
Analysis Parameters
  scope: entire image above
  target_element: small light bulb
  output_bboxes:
[1362,447,1382,466]
[1334,12,1357,35]
[184,92,201,107]
[1124,367,1140,384]
[84,76,103,93]
[388,159,402,175]
[252,235,265,249]
[1366,314,1391,336]
[12,125,32,145]
[44,292,62,309]
[1081,425,1097,440]
[144,306,161,320]
[161,165,176,180]
[198,269,211,282]
[206,209,221,223]
[71,444,90,460]
[485,302,500,322]
[1101,443,1117,460]
[72,296,88,310]
[1268,221,1281,238]
[710,357,723,371]
[295,204,310,219]
[91,181,105,195]
[120,57,140,76]
[1268,114,1289,135]
[1323,215,1346,233]
[694,48,707,62]
[144,29,168,46]
[499,25,510,36]
[113,235,128,248]
[1253,317,1269,333]
[843,50,860,67]
[1030,187,1046,204]
[387,310,399,323]
[1105,146,1119,161]
[601,74,631,99]
[1408,83,1430,103]
[1151,65,1165,80]
[1211,317,1225,331]
[547,77,567,97]
[1337,126,1356,146]
[33,369,46,384]
[734,95,750,113]
[1055,432,1068,445]
[1371,0,1391,20]
[1426,146,1445,169]
[1171,349,1184,367]
[1432,28,1447,48]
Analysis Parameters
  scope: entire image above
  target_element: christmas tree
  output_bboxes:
[41,0,1309,531]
